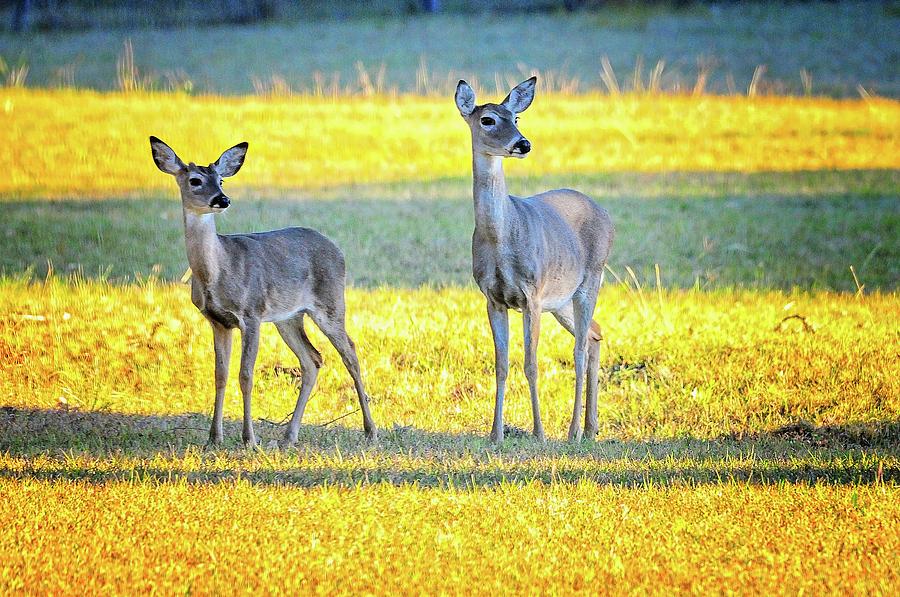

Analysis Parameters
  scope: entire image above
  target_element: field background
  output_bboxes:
[1,1,899,594]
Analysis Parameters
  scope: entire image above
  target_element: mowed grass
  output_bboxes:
[1,480,898,595]
[2,280,897,440]
[1,279,899,593]
[1,81,899,591]
[1,88,897,293]
[3,183,898,290]
[1,88,898,197]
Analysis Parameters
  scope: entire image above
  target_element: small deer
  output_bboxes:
[149,137,376,447]
[455,77,614,442]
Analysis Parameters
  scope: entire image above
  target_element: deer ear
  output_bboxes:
[455,80,476,117]
[149,136,186,175]
[502,76,536,114]
[214,142,248,177]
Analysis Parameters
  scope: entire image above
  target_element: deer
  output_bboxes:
[454,77,614,443]
[148,136,377,447]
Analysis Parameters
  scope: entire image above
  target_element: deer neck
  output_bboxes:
[182,208,222,286]
[472,153,509,241]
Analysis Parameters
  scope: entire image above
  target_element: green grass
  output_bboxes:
[2,172,897,290]
[2,279,898,593]
[2,4,898,96]
[1,9,899,588]
[3,280,897,440]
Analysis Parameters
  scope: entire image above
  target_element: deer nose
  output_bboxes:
[513,138,531,154]
[210,194,230,209]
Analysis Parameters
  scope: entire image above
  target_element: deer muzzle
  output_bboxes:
[511,138,531,155]
[209,194,230,209]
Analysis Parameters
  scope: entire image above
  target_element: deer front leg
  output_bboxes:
[523,302,545,441]
[238,320,261,447]
[486,302,509,442]
[208,322,232,447]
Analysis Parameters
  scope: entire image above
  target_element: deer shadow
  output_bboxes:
[1,406,897,488]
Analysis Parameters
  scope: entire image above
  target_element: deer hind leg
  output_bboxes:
[553,301,602,441]
[275,315,323,447]
[573,287,601,442]
[309,307,377,439]
[585,321,602,439]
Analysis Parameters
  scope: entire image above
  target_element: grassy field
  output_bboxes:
[1,4,898,97]
[2,88,898,291]
[1,280,899,593]
[2,480,896,594]
[1,11,899,590]
[4,89,897,198]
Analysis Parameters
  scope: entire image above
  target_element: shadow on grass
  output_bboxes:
[2,407,898,488]
[2,177,898,289]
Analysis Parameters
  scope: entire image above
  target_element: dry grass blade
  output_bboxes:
[748,65,767,97]
[632,55,644,94]
[850,265,865,297]
[600,55,620,96]
[693,56,716,97]
[116,39,137,93]
[800,69,813,96]
[648,60,665,94]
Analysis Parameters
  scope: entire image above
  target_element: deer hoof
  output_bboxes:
[279,436,298,450]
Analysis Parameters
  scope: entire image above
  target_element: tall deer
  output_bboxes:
[455,77,614,442]
[149,137,376,447]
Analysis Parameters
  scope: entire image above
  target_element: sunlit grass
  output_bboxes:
[1,275,898,592]
[2,279,897,440]
[1,88,897,197]
[1,57,898,591]
[0,478,895,595]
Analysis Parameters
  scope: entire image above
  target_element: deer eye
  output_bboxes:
[189,177,202,186]
[480,117,495,126]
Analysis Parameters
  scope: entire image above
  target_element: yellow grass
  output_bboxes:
[1,88,898,197]
[2,478,898,594]
[3,279,897,438]
[2,85,899,593]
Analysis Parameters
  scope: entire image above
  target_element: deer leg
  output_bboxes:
[572,290,600,442]
[585,322,602,439]
[311,309,377,440]
[555,301,602,441]
[486,302,509,442]
[208,322,232,447]
[275,316,322,447]
[523,302,545,441]
[238,320,261,447]
[552,303,582,441]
